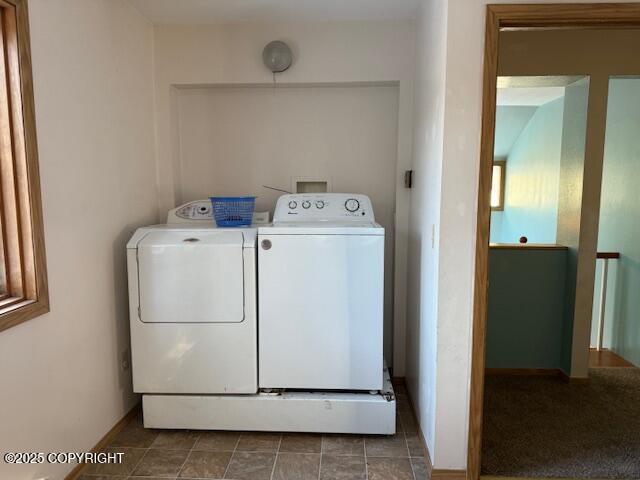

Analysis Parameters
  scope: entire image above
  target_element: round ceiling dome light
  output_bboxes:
[262,40,293,73]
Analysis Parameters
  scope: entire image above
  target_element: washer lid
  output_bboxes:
[258,221,384,236]
[137,230,245,323]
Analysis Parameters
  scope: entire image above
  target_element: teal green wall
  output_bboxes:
[486,248,567,369]
[490,98,564,243]
[493,106,536,158]
[590,78,640,367]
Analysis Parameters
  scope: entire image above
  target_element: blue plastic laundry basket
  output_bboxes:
[210,196,256,227]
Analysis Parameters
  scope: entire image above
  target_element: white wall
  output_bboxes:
[153,20,416,374]
[177,84,399,359]
[0,1,158,479]
[406,0,447,460]
[409,0,485,467]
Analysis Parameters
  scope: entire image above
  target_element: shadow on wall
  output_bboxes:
[612,257,640,365]
[406,229,423,391]
[113,225,141,409]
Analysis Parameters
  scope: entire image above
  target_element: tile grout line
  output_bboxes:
[233,449,321,455]
[405,430,417,480]
[222,432,242,479]
[403,388,423,480]
[363,435,369,480]
[126,420,151,477]
[268,434,283,480]
[126,448,147,476]
[398,410,417,480]
[317,434,324,480]
[175,430,201,478]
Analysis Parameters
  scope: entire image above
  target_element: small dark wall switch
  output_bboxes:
[404,170,413,188]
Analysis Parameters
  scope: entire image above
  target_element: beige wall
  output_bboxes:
[177,84,400,359]
[153,20,416,374]
[0,1,158,479]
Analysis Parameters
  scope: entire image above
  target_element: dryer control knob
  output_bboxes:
[261,239,272,250]
[345,198,360,212]
[302,201,311,209]
[288,201,297,209]
[315,200,325,209]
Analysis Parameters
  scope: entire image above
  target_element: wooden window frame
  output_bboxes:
[0,0,48,333]
[490,160,506,211]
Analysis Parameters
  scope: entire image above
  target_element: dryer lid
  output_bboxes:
[127,225,257,248]
[137,230,245,323]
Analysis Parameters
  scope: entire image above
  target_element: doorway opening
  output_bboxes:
[468,5,640,480]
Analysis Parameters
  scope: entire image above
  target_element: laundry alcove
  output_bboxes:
[172,81,400,363]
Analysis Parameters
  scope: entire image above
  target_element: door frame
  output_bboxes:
[467,4,640,480]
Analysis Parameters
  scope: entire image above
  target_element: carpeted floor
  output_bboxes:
[481,368,640,478]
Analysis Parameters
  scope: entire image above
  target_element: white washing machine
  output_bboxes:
[126,200,257,395]
[258,193,384,391]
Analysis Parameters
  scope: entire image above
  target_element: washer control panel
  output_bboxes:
[273,193,375,222]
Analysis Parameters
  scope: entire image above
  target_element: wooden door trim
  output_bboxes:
[467,4,640,480]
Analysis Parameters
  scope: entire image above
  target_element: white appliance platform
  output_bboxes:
[143,369,396,435]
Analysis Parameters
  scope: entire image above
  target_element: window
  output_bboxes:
[0,0,48,333]
[490,160,506,211]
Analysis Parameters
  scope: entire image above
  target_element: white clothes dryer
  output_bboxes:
[127,200,257,395]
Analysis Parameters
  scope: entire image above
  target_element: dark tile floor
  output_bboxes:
[78,388,428,480]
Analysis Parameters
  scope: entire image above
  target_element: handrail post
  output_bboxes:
[595,252,620,351]
[596,258,609,352]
